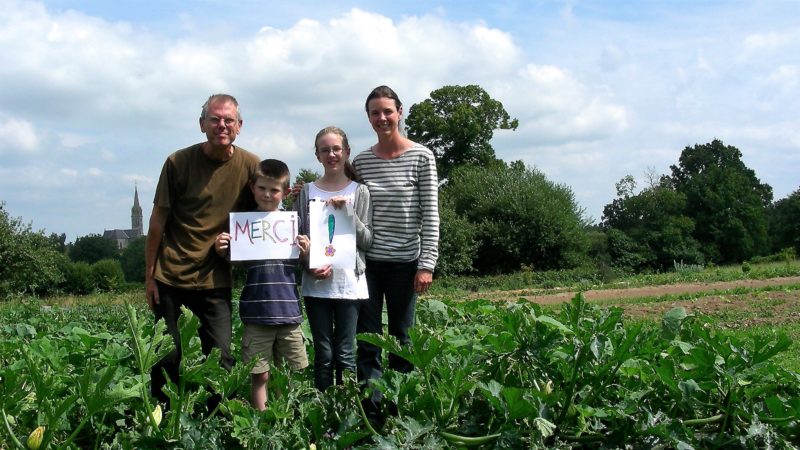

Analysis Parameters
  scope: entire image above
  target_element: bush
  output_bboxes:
[0,202,66,297]
[748,247,797,264]
[436,202,478,277]
[92,259,125,292]
[444,162,588,274]
[62,261,95,295]
[606,228,653,272]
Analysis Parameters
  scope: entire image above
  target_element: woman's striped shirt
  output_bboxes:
[352,144,440,271]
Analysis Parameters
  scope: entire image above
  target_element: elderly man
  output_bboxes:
[145,93,260,405]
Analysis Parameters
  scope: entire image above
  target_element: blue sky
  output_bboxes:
[1,0,798,243]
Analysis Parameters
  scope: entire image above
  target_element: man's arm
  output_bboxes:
[145,206,169,310]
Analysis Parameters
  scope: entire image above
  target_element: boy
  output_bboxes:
[215,159,310,410]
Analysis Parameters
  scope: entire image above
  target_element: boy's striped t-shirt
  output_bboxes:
[352,144,439,271]
[239,259,302,326]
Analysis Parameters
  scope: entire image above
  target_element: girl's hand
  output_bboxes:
[309,265,333,280]
[215,232,231,257]
[326,196,347,209]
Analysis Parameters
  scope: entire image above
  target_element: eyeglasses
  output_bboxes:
[317,146,344,155]
[204,116,239,127]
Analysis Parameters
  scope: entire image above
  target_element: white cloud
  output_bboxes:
[508,64,628,144]
[0,118,39,152]
[100,148,115,161]
[59,132,92,148]
[743,31,793,52]
[600,45,627,72]
[1,0,798,239]
[767,65,799,91]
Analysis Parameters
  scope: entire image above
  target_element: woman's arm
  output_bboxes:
[354,184,373,251]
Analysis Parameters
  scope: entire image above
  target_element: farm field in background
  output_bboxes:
[3,261,800,448]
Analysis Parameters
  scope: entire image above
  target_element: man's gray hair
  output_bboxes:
[200,94,241,121]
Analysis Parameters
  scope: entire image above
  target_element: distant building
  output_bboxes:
[103,186,144,249]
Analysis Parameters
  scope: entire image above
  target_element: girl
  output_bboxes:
[296,126,372,391]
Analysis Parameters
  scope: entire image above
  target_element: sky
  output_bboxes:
[1,0,798,243]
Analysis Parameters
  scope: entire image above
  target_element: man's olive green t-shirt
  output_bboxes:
[153,143,260,290]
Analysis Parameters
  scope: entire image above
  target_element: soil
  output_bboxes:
[460,276,800,323]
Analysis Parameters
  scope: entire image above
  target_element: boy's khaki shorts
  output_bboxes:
[241,323,309,374]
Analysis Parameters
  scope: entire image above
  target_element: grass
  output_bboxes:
[430,259,800,295]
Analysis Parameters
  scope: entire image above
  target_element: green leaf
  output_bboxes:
[502,387,535,420]
[534,315,574,335]
[662,307,687,340]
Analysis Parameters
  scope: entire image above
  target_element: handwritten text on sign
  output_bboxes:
[229,211,299,261]
[308,200,356,269]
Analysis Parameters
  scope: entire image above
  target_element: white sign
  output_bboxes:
[308,200,356,269]
[229,211,299,261]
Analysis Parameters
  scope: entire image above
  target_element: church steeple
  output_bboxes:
[131,183,143,237]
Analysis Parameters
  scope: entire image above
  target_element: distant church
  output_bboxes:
[103,186,144,249]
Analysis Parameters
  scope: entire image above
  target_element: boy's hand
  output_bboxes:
[215,232,231,257]
[296,234,310,256]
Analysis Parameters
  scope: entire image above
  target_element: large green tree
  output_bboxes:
[769,187,800,253]
[120,236,146,283]
[406,84,518,180]
[69,234,119,264]
[0,202,66,296]
[669,139,772,263]
[602,175,702,271]
[444,161,587,273]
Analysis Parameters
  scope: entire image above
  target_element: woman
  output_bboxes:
[352,85,440,419]
[296,126,372,392]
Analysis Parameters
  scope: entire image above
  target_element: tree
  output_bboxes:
[120,236,146,282]
[0,202,66,296]
[406,85,518,180]
[602,175,703,271]
[669,139,772,263]
[48,232,67,254]
[769,187,800,253]
[602,175,702,271]
[443,162,587,273]
[283,168,320,210]
[69,234,119,264]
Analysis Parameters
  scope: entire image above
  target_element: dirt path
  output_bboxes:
[466,276,800,305]
[459,276,800,324]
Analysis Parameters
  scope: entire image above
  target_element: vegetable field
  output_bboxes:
[2,288,800,449]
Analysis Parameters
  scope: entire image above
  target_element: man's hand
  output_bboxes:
[215,232,231,257]
[145,277,159,310]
